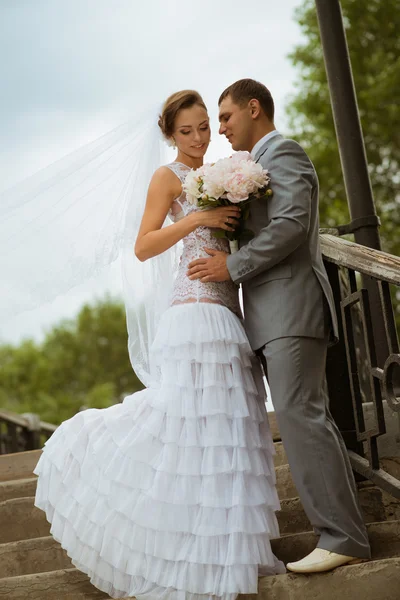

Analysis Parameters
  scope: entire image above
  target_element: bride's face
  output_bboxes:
[173,105,210,158]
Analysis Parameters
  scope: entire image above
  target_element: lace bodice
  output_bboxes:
[166,162,241,318]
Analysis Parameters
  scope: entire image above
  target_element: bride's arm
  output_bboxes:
[135,167,242,262]
[134,167,200,262]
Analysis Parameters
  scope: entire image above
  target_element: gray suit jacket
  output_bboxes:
[227,134,339,351]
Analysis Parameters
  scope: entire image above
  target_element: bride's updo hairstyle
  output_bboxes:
[158,90,207,145]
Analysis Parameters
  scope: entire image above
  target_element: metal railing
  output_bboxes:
[321,233,400,498]
[1,232,400,501]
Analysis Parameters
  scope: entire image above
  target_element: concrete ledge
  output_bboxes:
[271,519,400,565]
[358,484,400,524]
[277,486,400,536]
[0,568,109,600]
[0,450,41,482]
[0,498,49,544]
[0,478,37,502]
[273,442,287,467]
[252,557,400,600]
[2,559,400,600]
[1,485,398,544]
[4,462,397,512]
[275,465,298,500]
[0,536,71,578]
[267,412,280,442]
[2,520,399,580]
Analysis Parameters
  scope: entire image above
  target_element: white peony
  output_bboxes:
[229,151,252,165]
[202,168,227,200]
[183,168,203,205]
[238,160,270,188]
[183,153,271,206]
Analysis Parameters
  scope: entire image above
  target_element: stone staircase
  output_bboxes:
[1,414,400,599]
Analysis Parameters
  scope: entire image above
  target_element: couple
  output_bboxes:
[34,79,370,600]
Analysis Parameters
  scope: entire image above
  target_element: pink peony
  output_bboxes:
[183,152,271,206]
[223,172,254,203]
[230,151,252,165]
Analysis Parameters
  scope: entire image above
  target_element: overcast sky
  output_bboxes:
[0,0,305,344]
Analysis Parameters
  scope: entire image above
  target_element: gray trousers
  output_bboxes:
[259,335,371,559]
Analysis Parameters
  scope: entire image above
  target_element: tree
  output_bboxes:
[0,296,143,424]
[287,0,400,256]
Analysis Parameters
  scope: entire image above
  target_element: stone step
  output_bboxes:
[275,464,298,499]
[0,436,285,480]
[2,520,399,580]
[0,568,110,600]
[2,559,400,600]
[267,411,280,442]
[272,442,287,467]
[272,519,400,565]
[3,495,311,543]
[5,495,309,543]
[0,464,293,504]
[0,536,71,579]
[278,486,400,536]
[5,466,397,517]
[2,484,399,545]
[358,483,400,525]
[252,557,400,600]
[0,466,292,507]
[0,498,50,544]
[276,463,400,509]
[0,462,296,503]
[0,477,37,502]
[0,450,41,482]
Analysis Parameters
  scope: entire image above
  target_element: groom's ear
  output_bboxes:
[249,99,262,120]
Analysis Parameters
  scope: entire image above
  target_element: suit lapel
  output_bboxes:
[246,135,284,236]
[254,133,283,163]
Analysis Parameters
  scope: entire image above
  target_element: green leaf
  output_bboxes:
[211,230,227,239]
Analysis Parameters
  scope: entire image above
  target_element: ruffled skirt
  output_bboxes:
[34,303,285,600]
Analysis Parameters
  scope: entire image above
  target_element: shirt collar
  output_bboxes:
[251,130,281,159]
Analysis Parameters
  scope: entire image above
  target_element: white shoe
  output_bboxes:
[286,548,368,574]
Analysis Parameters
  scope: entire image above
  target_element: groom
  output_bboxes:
[187,78,371,572]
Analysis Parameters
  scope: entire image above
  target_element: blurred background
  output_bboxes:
[0,0,399,423]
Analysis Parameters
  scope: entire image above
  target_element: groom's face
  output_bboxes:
[218,96,253,152]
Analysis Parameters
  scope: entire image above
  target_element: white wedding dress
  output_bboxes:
[34,162,285,600]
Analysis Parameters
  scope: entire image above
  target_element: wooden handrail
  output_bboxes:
[0,411,28,428]
[320,233,400,285]
[0,411,56,434]
[40,420,57,434]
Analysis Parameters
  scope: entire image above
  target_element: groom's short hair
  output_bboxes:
[218,79,274,122]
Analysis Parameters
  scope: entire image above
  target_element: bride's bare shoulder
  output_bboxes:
[153,165,177,178]
[150,165,182,194]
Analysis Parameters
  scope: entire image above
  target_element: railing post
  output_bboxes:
[21,413,42,450]
[320,234,400,498]
[324,260,363,455]
[314,0,390,368]
[0,411,47,454]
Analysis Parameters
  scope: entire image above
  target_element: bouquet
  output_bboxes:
[183,151,272,253]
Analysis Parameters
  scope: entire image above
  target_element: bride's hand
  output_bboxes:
[195,206,241,231]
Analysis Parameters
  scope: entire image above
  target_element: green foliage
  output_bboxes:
[287,0,400,255]
[0,297,143,425]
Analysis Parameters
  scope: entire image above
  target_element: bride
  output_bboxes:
[33,89,285,600]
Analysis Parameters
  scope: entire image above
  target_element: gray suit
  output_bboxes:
[227,134,370,558]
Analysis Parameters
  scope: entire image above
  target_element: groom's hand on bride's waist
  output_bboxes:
[187,249,231,283]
